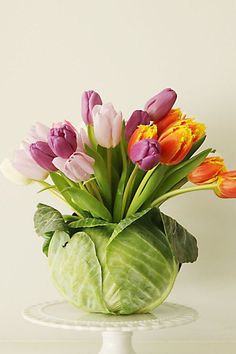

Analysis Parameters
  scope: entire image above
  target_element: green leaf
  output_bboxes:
[42,236,51,256]
[131,165,169,213]
[37,185,56,193]
[63,214,80,223]
[184,136,206,160]
[161,212,198,263]
[49,172,88,217]
[68,218,113,228]
[154,148,212,197]
[107,208,151,245]
[48,230,109,313]
[34,203,68,257]
[86,146,112,209]
[68,187,112,222]
[34,203,67,238]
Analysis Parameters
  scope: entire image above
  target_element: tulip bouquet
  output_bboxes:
[1,88,235,315]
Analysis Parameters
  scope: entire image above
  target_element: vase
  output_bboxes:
[48,208,180,315]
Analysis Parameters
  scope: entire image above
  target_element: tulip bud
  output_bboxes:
[93,103,123,148]
[144,88,177,121]
[129,139,161,171]
[53,152,94,182]
[125,110,150,141]
[188,157,226,185]
[30,141,57,171]
[155,108,183,136]
[48,122,77,159]
[214,171,236,198]
[12,149,49,181]
[128,124,158,155]
[81,90,103,125]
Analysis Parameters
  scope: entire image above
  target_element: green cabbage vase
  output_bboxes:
[35,204,198,315]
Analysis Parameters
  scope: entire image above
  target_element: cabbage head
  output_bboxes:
[34,204,198,315]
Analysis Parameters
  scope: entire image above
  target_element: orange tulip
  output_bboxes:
[128,124,157,154]
[158,123,193,165]
[188,157,226,185]
[215,171,236,198]
[155,108,183,136]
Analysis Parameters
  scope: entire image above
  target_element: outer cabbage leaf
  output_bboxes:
[161,212,198,263]
[48,230,109,313]
[105,208,178,314]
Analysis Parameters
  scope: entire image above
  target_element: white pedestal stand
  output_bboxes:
[23,301,198,354]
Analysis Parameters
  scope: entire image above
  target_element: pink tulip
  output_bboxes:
[53,152,94,182]
[0,158,32,185]
[25,122,50,144]
[92,103,123,148]
[76,127,91,152]
[12,149,49,181]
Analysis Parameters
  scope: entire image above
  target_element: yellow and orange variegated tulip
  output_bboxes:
[158,123,193,165]
[128,124,157,154]
[215,171,236,198]
[158,118,206,165]
[188,157,226,185]
[155,108,183,136]
[184,118,206,143]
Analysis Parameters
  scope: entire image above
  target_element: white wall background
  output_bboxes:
[0,0,236,349]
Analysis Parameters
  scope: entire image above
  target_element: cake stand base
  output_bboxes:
[99,332,135,354]
[23,300,198,354]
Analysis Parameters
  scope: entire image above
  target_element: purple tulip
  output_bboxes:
[129,138,161,171]
[81,90,102,125]
[30,141,57,171]
[48,123,77,159]
[144,88,177,122]
[125,110,150,141]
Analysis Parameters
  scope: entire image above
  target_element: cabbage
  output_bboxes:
[37,206,198,315]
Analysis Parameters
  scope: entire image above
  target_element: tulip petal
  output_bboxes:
[0,158,32,185]
[27,122,50,143]
[112,111,123,147]
[12,149,48,181]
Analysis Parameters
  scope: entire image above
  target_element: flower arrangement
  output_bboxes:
[1,88,235,315]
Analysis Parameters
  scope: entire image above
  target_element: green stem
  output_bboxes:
[126,164,159,216]
[87,125,97,149]
[79,182,87,191]
[37,181,65,202]
[90,180,103,202]
[151,183,217,208]
[107,148,112,186]
[121,164,139,218]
